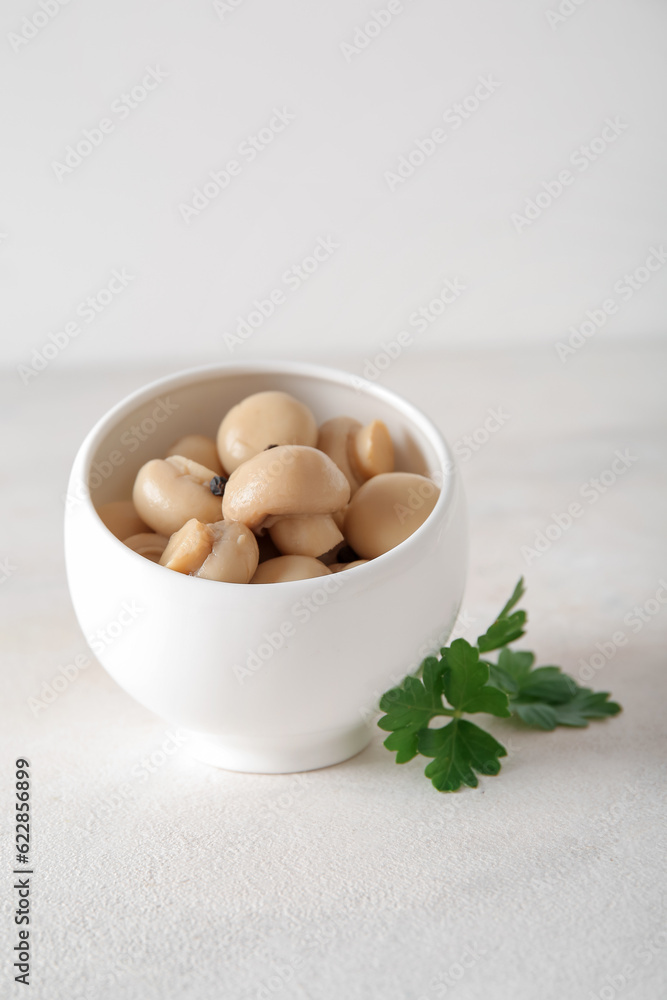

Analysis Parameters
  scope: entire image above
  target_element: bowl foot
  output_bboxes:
[185,721,374,774]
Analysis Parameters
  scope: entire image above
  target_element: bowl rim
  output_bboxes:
[69,360,457,588]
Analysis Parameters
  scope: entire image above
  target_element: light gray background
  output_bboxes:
[1,2,666,999]
[1,0,667,367]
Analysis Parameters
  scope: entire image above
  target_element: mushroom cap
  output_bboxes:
[344,472,439,559]
[132,456,222,536]
[350,419,394,480]
[221,445,350,530]
[269,514,344,558]
[316,416,363,494]
[166,434,224,475]
[217,391,318,473]
[250,555,333,584]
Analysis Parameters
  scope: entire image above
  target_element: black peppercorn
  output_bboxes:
[209,475,228,496]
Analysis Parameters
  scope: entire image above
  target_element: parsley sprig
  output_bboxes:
[378,579,622,792]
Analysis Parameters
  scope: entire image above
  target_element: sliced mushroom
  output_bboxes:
[217,391,318,473]
[160,518,258,583]
[198,521,259,583]
[344,472,439,558]
[349,419,394,481]
[160,518,212,574]
[269,514,344,558]
[317,417,394,494]
[166,434,223,475]
[317,417,363,493]
[251,555,332,584]
[221,445,350,531]
[132,455,222,536]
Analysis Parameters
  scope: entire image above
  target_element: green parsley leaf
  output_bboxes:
[513,688,622,730]
[378,642,509,779]
[486,648,535,693]
[510,702,560,730]
[382,728,420,763]
[378,661,452,738]
[496,577,526,620]
[378,578,622,792]
[490,649,576,703]
[418,720,507,791]
[477,610,527,652]
[550,688,622,726]
[489,648,622,731]
[476,578,527,652]
[442,639,511,717]
[516,666,577,703]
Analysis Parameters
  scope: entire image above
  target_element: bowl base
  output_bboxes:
[185,721,374,774]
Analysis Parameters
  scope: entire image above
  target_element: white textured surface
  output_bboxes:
[1,344,666,1000]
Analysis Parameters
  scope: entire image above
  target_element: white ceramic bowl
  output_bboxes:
[64,362,467,773]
